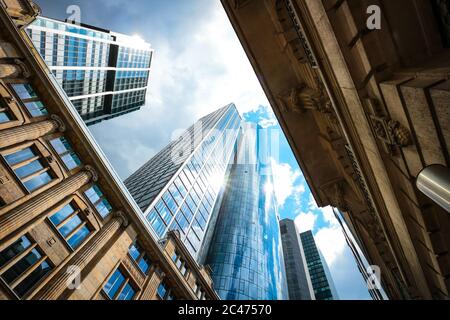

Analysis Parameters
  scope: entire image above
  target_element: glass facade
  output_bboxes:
[25,17,153,126]
[205,123,288,300]
[300,230,338,300]
[125,104,241,259]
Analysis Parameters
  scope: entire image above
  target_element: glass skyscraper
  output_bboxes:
[280,218,315,300]
[205,123,288,300]
[125,106,288,300]
[125,104,241,259]
[25,16,152,125]
[300,230,339,300]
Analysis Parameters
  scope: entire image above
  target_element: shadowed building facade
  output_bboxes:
[221,0,450,299]
[0,0,218,300]
[25,16,152,125]
[280,218,314,300]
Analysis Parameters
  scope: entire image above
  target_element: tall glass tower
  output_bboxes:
[300,230,339,300]
[280,218,315,300]
[25,16,152,125]
[125,104,241,259]
[205,123,288,300]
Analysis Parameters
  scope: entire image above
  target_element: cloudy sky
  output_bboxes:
[35,0,371,300]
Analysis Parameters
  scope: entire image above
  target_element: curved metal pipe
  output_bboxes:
[416,164,450,213]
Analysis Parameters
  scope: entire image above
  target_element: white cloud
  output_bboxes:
[90,1,271,178]
[315,224,346,267]
[270,159,302,207]
[294,211,317,233]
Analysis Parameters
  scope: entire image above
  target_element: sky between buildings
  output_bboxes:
[35,0,371,300]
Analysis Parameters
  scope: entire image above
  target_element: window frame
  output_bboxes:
[0,234,53,299]
[101,265,139,301]
[47,200,94,251]
[127,241,152,275]
[8,82,49,120]
[0,143,56,194]
[48,135,82,173]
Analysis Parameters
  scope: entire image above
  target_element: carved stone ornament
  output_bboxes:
[114,211,129,228]
[50,114,66,133]
[278,84,331,114]
[369,115,412,154]
[84,165,99,182]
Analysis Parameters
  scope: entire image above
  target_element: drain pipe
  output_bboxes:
[416,164,450,213]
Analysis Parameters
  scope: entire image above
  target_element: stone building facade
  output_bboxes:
[0,0,218,300]
[221,0,450,299]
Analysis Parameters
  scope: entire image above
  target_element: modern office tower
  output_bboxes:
[0,0,217,301]
[25,16,152,125]
[280,219,314,300]
[300,231,338,300]
[205,123,288,300]
[125,104,241,260]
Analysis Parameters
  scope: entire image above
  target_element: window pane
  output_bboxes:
[49,204,75,225]
[0,236,31,268]
[104,269,125,299]
[157,282,167,299]
[61,152,82,170]
[155,201,172,225]
[118,283,135,300]
[59,215,82,237]
[138,256,151,274]
[128,243,141,261]
[11,84,37,100]
[0,111,11,123]
[4,148,35,166]
[14,160,44,178]
[67,225,90,249]
[24,101,48,117]
[96,198,112,218]
[2,248,42,284]
[23,171,52,192]
[14,260,51,298]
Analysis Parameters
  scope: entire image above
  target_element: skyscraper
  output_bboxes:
[25,16,152,125]
[205,123,288,300]
[125,107,288,300]
[280,219,315,300]
[300,230,338,300]
[125,104,241,260]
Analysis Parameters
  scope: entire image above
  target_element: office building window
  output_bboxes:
[157,281,173,300]
[84,185,112,218]
[3,146,54,192]
[50,137,82,170]
[103,267,137,300]
[171,251,189,278]
[10,83,48,117]
[0,235,52,298]
[49,203,92,249]
[128,242,151,275]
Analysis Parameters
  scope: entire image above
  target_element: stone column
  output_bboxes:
[35,212,128,300]
[0,115,65,148]
[0,167,96,241]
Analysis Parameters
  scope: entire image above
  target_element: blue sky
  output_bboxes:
[35,0,371,300]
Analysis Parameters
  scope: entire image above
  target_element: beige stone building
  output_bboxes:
[0,0,218,300]
[221,0,450,299]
